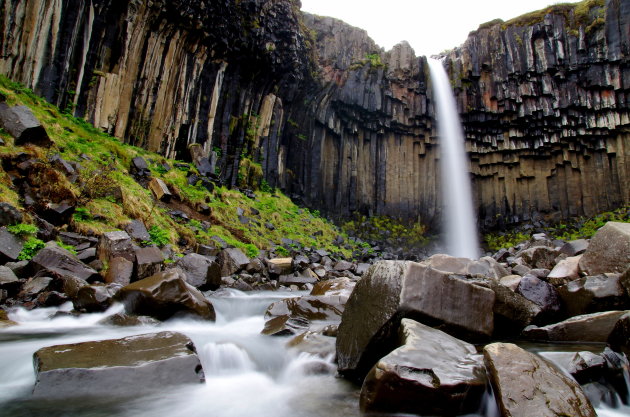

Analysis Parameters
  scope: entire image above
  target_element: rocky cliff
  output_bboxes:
[1,0,628,230]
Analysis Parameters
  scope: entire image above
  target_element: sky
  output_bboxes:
[300,0,582,56]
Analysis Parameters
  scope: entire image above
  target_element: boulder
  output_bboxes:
[177,253,221,290]
[608,312,630,356]
[560,239,589,256]
[148,177,172,202]
[517,246,560,270]
[73,284,120,312]
[267,257,293,275]
[310,277,355,297]
[498,275,521,291]
[287,331,337,358]
[104,256,134,286]
[98,231,134,263]
[333,260,353,272]
[264,294,347,325]
[546,255,581,286]
[124,220,151,242]
[53,275,89,299]
[278,269,318,286]
[0,104,52,147]
[0,265,19,284]
[32,332,204,398]
[484,343,596,417]
[522,311,627,342]
[20,276,52,297]
[579,222,630,275]
[516,274,561,319]
[336,261,495,380]
[218,248,249,276]
[423,254,510,279]
[134,246,164,281]
[486,278,543,335]
[261,315,310,336]
[32,243,99,282]
[0,202,22,226]
[115,269,215,321]
[0,226,23,262]
[360,319,485,416]
[97,313,161,327]
[567,351,607,384]
[558,274,629,316]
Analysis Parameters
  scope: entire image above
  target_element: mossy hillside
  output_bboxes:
[484,205,630,251]
[0,76,357,257]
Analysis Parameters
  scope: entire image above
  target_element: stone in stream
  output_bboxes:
[360,319,485,416]
[608,312,630,356]
[31,243,100,282]
[134,246,164,281]
[484,343,596,417]
[104,256,134,286]
[522,310,628,342]
[115,269,215,321]
[178,253,221,290]
[516,274,561,320]
[32,331,204,398]
[579,222,630,275]
[336,261,495,381]
[217,248,249,276]
[73,284,121,312]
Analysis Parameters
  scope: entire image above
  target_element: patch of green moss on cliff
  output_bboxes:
[500,0,605,33]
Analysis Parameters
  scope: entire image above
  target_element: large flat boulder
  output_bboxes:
[424,254,509,279]
[360,319,485,416]
[579,222,630,275]
[522,310,627,342]
[32,332,203,398]
[115,269,215,321]
[336,260,495,380]
[484,343,596,417]
[32,243,99,282]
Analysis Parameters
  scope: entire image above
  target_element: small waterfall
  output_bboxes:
[200,342,257,375]
[428,58,480,259]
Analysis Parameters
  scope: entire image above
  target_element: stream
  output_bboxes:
[0,290,628,417]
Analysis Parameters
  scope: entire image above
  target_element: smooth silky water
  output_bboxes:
[0,290,627,417]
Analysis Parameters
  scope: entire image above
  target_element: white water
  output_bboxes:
[0,290,627,417]
[428,58,480,259]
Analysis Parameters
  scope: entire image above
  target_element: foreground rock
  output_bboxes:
[522,311,627,342]
[484,343,596,417]
[336,261,494,380]
[115,269,215,321]
[360,319,485,416]
[579,222,630,275]
[32,332,204,398]
[0,104,52,147]
[31,243,100,282]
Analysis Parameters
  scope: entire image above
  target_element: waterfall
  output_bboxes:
[428,58,480,259]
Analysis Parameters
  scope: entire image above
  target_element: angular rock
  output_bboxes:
[547,255,581,286]
[149,177,172,202]
[104,256,134,286]
[423,254,509,279]
[310,277,355,297]
[267,257,293,275]
[287,331,337,358]
[97,313,161,327]
[0,202,22,226]
[484,343,596,417]
[499,275,521,291]
[333,260,353,272]
[177,253,221,290]
[567,351,607,384]
[130,157,151,179]
[20,277,52,297]
[124,220,151,242]
[560,239,589,257]
[217,248,249,276]
[57,231,98,248]
[608,312,630,356]
[0,104,52,147]
[522,311,627,342]
[32,332,204,398]
[135,246,164,281]
[0,226,24,261]
[558,274,629,316]
[517,246,559,270]
[32,243,99,282]
[278,270,318,286]
[486,278,543,335]
[53,275,89,299]
[0,265,19,284]
[360,319,485,416]
[337,261,495,380]
[579,222,630,275]
[74,284,120,312]
[245,258,265,274]
[98,231,134,263]
[261,315,310,336]
[115,269,215,321]
[516,274,561,319]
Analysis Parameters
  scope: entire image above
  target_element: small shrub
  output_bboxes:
[7,223,38,236]
[73,207,92,222]
[148,225,170,248]
[275,246,289,257]
[244,243,259,258]
[56,240,77,255]
[18,237,45,260]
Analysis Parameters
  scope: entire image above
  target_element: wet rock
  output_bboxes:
[217,248,249,276]
[20,277,53,297]
[310,277,355,297]
[134,246,164,281]
[360,319,485,416]
[149,177,172,202]
[32,332,204,398]
[579,222,630,275]
[32,243,99,282]
[74,284,120,312]
[0,202,22,226]
[516,275,561,320]
[36,291,69,307]
[484,343,596,417]
[115,269,215,321]
[337,261,495,381]
[0,226,24,262]
[560,239,589,257]
[0,265,19,284]
[267,257,293,275]
[287,331,336,358]
[608,312,630,356]
[486,279,543,335]
[278,269,318,286]
[177,253,221,290]
[265,294,346,325]
[97,313,161,327]
[522,311,627,342]
[261,315,310,336]
[568,351,607,384]
[98,231,134,263]
[104,257,134,286]
[0,104,52,147]
[547,255,581,286]
[53,275,89,299]
[558,274,629,316]
[333,260,353,272]
[245,258,265,274]
[124,220,151,242]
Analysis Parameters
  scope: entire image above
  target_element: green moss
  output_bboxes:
[7,223,38,236]
[501,0,606,32]
[477,18,504,31]
[18,237,45,261]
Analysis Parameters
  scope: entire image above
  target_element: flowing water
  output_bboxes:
[0,290,628,417]
[428,58,480,259]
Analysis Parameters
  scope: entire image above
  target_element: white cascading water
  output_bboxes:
[427,58,480,259]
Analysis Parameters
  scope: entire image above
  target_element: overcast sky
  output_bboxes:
[300,0,581,56]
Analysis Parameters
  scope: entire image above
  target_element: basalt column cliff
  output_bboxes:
[0,0,628,228]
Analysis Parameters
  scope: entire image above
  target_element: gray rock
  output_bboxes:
[516,274,561,319]
[522,311,627,342]
[517,246,560,270]
[511,264,531,276]
[579,222,630,275]
[196,244,219,257]
[135,246,164,281]
[74,284,120,312]
[57,232,98,247]
[218,248,249,276]
[0,202,22,226]
[0,226,24,261]
[608,312,630,356]
[98,231,134,264]
[355,263,371,275]
[360,319,485,416]
[32,243,99,282]
[567,351,607,384]
[21,277,52,297]
[333,260,353,272]
[32,332,204,398]
[267,257,293,275]
[547,255,581,285]
[278,270,318,286]
[104,257,134,286]
[124,220,151,242]
[178,253,221,290]
[486,278,543,335]
[245,258,265,274]
[423,254,510,279]
[4,260,29,277]
[484,343,596,417]
[0,265,19,284]
[0,104,51,147]
[558,274,629,316]
[560,239,589,256]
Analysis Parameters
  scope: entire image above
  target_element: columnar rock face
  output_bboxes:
[0,0,627,227]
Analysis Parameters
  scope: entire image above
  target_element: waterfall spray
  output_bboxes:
[427,58,480,259]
